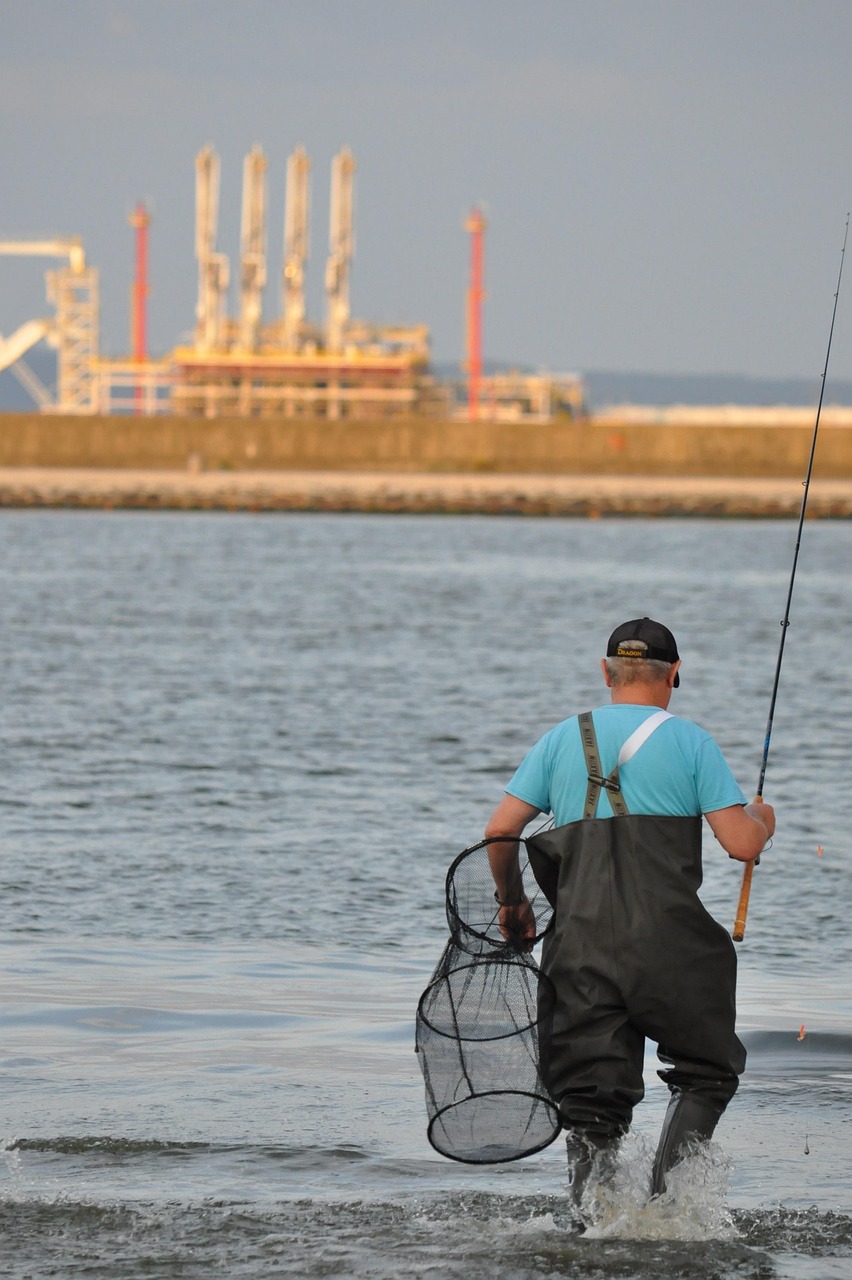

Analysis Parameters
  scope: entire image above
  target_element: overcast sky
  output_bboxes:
[2,0,852,381]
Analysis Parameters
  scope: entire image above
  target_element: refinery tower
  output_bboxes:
[175,144,442,419]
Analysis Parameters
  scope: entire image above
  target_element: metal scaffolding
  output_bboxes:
[47,262,100,412]
[0,237,99,413]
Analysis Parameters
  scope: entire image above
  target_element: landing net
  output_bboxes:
[415,837,561,1163]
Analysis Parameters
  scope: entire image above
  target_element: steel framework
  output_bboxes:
[0,237,99,412]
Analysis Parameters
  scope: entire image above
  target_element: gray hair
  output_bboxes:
[604,653,675,686]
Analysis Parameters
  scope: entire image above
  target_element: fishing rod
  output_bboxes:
[733,213,850,942]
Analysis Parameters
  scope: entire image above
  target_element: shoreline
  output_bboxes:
[1,466,851,516]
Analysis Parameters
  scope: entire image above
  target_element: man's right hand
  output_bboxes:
[745,798,776,841]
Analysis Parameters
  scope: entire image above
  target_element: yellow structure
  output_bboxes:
[170,144,442,419]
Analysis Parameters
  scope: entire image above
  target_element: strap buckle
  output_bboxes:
[587,771,621,794]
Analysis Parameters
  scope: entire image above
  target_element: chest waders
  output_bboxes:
[526,711,746,1199]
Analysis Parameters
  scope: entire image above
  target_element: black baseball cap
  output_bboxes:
[606,617,680,687]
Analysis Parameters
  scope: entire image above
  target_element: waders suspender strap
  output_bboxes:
[580,712,627,817]
[579,709,673,818]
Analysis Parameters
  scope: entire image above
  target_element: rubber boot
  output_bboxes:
[650,1090,724,1197]
[565,1130,621,1225]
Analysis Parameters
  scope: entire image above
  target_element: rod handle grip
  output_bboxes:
[732,793,763,942]
[732,859,754,942]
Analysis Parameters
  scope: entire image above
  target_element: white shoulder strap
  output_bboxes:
[617,709,672,768]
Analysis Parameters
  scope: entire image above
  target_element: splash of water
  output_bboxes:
[580,1133,738,1242]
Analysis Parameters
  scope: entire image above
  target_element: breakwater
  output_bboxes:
[1,411,851,477]
[1,412,850,515]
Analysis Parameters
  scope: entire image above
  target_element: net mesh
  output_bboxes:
[415,837,561,1163]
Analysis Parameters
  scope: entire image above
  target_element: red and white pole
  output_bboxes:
[128,202,150,412]
[464,208,486,421]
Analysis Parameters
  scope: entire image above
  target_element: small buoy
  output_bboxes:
[804,1134,810,1155]
[797,1024,806,1041]
[817,845,824,857]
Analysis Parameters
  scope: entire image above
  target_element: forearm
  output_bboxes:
[486,840,526,902]
[706,799,775,862]
[484,794,541,898]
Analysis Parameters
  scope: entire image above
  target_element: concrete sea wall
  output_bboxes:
[1,411,851,477]
[0,412,850,515]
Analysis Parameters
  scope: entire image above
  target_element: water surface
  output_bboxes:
[1,511,850,1278]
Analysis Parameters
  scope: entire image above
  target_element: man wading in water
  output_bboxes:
[485,618,775,1216]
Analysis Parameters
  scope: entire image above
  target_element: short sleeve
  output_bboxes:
[505,733,553,814]
[695,736,748,813]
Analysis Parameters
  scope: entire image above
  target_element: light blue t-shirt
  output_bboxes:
[506,703,746,825]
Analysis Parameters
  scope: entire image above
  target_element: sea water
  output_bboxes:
[1,510,850,1279]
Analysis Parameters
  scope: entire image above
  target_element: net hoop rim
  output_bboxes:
[416,958,555,1041]
[445,837,554,946]
[426,1091,561,1164]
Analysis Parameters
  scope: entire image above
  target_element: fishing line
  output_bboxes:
[733,213,850,942]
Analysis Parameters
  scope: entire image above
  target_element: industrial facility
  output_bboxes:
[0,146,584,422]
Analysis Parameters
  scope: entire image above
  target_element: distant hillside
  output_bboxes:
[4,347,851,412]
[581,369,851,409]
[433,362,852,410]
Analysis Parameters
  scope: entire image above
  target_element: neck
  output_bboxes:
[610,683,671,709]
